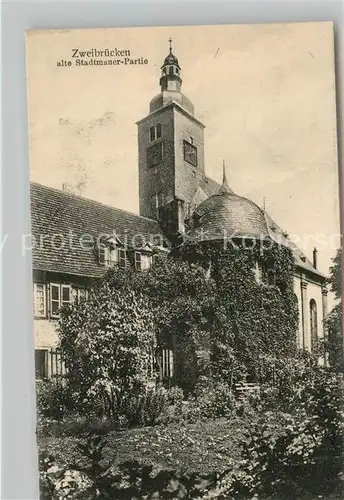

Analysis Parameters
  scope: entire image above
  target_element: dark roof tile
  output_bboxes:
[30,183,165,277]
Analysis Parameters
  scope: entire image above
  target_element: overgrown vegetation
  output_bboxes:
[37,244,344,499]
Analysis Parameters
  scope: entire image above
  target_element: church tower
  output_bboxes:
[137,40,205,235]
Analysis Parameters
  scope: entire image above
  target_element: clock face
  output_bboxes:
[147,142,163,167]
[183,140,198,167]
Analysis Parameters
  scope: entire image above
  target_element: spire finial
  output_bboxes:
[219,159,232,195]
[168,37,173,53]
[263,196,266,211]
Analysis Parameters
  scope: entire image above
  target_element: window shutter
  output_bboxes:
[118,249,127,269]
[61,285,71,306]
[50,283,61,317]
[35,349,48,379]
[34,283,46,317]
[135,252,142,271]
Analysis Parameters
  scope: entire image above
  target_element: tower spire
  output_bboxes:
[159,39,182,93]
[219,160,232,194]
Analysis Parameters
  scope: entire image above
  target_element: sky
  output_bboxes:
[26,22,340,277]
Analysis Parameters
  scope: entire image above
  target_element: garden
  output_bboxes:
[37,245,344,499]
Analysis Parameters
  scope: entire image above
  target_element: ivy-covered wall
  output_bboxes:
[174,239,299,388]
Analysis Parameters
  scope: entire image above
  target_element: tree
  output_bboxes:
[58,283,155,416]
[57,242,299,401]
[325,248,343,372]
[180,241,299,386]
[103,258,216,394]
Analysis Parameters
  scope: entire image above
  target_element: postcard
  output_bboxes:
[26,23,342,499]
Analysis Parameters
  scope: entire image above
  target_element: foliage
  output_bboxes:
[180,241,298,386]
[328,248,342,300]
[38,369,344,499]
[104,259,216,394]
[188,381,235,420]
[36,381,77,421]
[101,241,298,392]
[213,371,344,499]
[117,387,168,427]
[325,248,343,372]
[57,284,156,418]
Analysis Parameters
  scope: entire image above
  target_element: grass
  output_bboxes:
[38,417,243,475]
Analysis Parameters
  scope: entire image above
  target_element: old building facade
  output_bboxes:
[31,43,328,380]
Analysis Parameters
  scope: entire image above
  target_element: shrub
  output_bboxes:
[166,386,184,406]
[36,381,76,420]
[215,373,344,499]
[187,382,235,420]
[119,387,168,427]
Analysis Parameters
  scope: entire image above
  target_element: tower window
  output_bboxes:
[189,137,194,144]
[183,140,198,167]
[157,192,165,207]
[147,142,163,167]
[169,66,173,75]
[150,193,165,218]
[149,124,162,142]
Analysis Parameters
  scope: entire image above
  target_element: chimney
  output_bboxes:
[313,247,318,269]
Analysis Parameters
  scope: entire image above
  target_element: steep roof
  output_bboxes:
[192,176,327,280]
[30,183,166,277]
[264,212,326,279]
[185,191,269,242]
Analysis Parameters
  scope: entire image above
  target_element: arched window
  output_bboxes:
[169,66,173,75]
[157,192,165,207]
[310,299,318,351]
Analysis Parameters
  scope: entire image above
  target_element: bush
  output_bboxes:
[166,386,184,406]
[185,382,235,420]
[214,373,344,499]
[36,381,77,420]
[119,387,168,427]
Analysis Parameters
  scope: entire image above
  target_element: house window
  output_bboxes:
[189,136,194,144]
[149,123,162,142]
[34,283,46,317]
[50,284,71,318]
[35,349,48,379]
[159,348,174,379]
[135,252,152,271]
[104,248,127,269]
[310,299,318,351]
